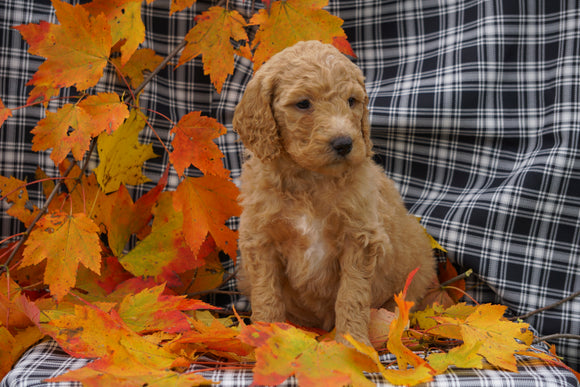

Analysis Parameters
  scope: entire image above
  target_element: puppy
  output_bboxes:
[233,40,435,345]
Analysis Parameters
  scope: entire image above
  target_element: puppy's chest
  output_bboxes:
[277,211,338,286]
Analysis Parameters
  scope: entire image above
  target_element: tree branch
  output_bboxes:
[0,161,75,272]
[512,289,580,321]
[533,334,580,344]
[0,140,98,273]
[129,39,187,102]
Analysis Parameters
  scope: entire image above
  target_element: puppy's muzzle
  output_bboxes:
[331,136,353,156]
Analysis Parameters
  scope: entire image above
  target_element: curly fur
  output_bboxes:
[233,40,436,345]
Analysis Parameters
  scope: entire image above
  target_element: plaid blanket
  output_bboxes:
[1,0,579,383]
[2,339,578,387]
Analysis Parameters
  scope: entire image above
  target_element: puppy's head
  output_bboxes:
[233,40,372,175]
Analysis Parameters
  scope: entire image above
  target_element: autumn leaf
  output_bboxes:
[47,366,211,387]
[177,6,249,93]
[173,175,240,259]
[0,326,45,379]
[0,98,12,127]
[240,322,377,386]
[171,311,254,361]
[21,211,102,301]
[41,302,212,387]
[430,304,533,372]
[83,0,145,65]
[345,268,436,386]
[0,273,36,331]
[118,192,206,285]
[94,108,157,193]
[46,162,113,235]
[249,0,353,70]
[117,284,218,334]
[13,0,112,103]
[111,48,164,88]
[75,255,134,297]
[169,111,229,178]
[170,0,197,15]
[105,170,167,256]
[172,246,224,295]
[427,341,484,373]
[31,93,129,165]
[0,175,38,227]
[345,335,435,387]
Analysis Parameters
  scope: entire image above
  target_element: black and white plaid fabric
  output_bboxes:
[2,338,578,387]
[1,0,579,384]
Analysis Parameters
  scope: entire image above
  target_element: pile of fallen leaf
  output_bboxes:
[1,265,577,386]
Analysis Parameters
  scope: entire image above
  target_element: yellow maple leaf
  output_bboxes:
[249,0,353,70]
[21,211,102,301]
[94,109,158,194]
[431,304,533,372]
[177,6,249,93]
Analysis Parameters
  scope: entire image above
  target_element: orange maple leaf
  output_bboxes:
[172,176,240,260]
[0,98,12,127]
[169,111,229,178]
[83,0,144,65]
[21,211,102,301]
[104,170,167,256]
[0,326,45,380]
[31,93,129,165]
[44,162,112,236]
[177,6,249,93]
[239,322,378,386]
[250,0,354,70]
[0,273,36,331]
[13,0,112,103]
[0,176,38,227]
[171,311,254,361]
[170,0,198,15]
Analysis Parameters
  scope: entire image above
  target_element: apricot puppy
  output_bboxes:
[233,40,435,345]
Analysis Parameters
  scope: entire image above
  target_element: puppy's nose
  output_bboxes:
[331,136,353,156]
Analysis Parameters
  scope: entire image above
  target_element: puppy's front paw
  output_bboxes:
[251,303,286,324]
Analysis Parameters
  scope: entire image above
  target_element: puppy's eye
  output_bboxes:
[296,100,311,110]
[348,97,356,107]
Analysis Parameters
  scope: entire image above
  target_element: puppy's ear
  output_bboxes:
[360,88,374,157]
[233,69,281,161]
